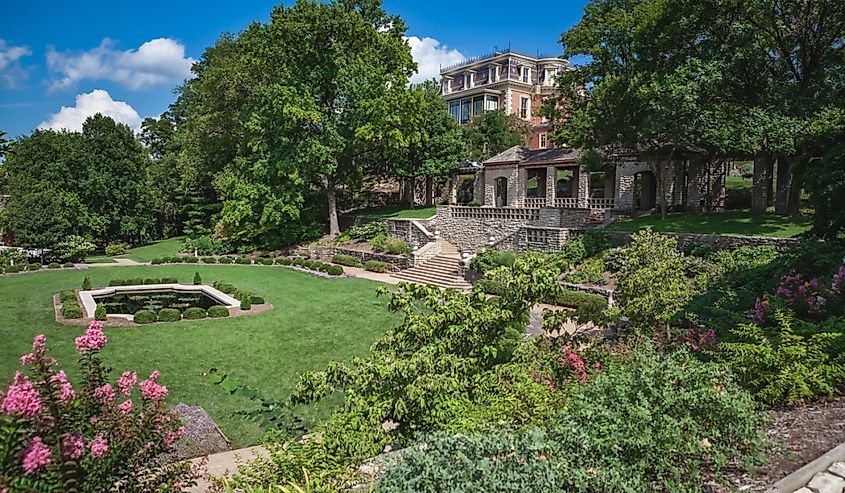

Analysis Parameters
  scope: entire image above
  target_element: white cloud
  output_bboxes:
[46,38,194,92]
[38,89,142,132]
[0,39,33,88]
[405,36,465,84]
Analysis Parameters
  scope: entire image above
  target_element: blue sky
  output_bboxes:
[0,0,588,138]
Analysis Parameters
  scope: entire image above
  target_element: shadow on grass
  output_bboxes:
[607,210,812,238]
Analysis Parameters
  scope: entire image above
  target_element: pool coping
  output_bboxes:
[79,284,240,320]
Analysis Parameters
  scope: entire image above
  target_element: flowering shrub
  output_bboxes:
[0,321,203,492]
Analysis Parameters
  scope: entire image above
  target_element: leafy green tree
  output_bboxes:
[463,110,531,162]
[616,229,691,332]
[0,130,9,159]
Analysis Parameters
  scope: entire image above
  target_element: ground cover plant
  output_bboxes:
[0,265,399,447]
[604,210,812,238]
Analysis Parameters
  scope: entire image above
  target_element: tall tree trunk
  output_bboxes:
[752,152,773,213]
[787,161,804,219]
[402,177,414,205]
[325,174,340,237]
[775,156,791,216]
[425,175,434,206]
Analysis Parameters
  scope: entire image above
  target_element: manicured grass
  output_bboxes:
[605,210,812,238]
[0,265,398,447]
[121,237,184,262]
[346,205,437,219]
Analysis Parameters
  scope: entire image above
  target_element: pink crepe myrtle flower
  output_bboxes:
[164,426,187,446]
[117,399,133,414]
[562,352,589,382]
[62,434,85,459]
[19,334,50,366]
[117,371,137,396]
[833,266,845,295]
[1,372,43,419]
[75,322,107,353]
[89,435,108,459]
[139,371,168,401]
[49,370,74,405]
[93,384,115,404]
[21,436,51,474]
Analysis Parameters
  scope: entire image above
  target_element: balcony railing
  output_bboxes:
[522,197,546,208]
[554,197,578,208]
[589,198,615,210]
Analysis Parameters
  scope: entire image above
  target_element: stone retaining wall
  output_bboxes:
[299,245,412,271]
[604,231,798,251]
[387,219,434,249]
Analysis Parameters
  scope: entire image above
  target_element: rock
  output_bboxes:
[791,487,813,493]
[808,471,845,493]
[830,461,845,478]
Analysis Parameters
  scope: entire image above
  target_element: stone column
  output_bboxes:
[615,164,636,212]
[545,165,556,206]
[514,167,527,207]
[576,165,590,208]
[710,161,727,212]
[686,158,702,212]
[449,171,459,205]
[752,153,773,212]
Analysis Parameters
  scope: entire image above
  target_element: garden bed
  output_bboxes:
[719,396,845,492]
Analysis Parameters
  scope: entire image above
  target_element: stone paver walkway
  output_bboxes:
[187,445,268,493]
[790,461,845,493]
[84,258,142,267]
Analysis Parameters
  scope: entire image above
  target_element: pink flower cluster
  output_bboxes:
[49,370,75,405]
[21,436,51,474]
[89,435,108,459]
[562,352,589,382]
[777,271,824,316]
[833,266,845,295]
[93,384,116,404]
[117,371,137,396]
[0,372,43,419]
[164,426,186,446]
[19,334,49,366]
[74,321,107,353]
[62,434,85,459]
[752,297,772,325]
[118,399,133,414]
[139,370,168,401]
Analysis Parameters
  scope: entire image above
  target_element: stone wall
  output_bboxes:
[387,219,434,249]
[298,245,413,271]
[604,231,798,251]
[483,166,521,207]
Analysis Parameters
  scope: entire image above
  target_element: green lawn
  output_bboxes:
[605,210,812,238]
[122,237,185,262]
[0,265,398,447]
[346,205,437,219]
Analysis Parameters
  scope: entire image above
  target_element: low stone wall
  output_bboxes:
[299,245,412,271]
[604,230,799,251]
[387,219,434,249]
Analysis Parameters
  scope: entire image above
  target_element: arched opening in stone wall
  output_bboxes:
[495,177,508,207]
[635,171,657,211]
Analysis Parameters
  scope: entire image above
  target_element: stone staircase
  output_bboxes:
[391,240,472,290]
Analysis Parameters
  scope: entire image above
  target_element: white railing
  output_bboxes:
[554,197,578,208]
[522,197,546,208]
[588,198,615,210]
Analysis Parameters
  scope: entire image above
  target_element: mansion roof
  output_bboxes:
[483,146,580,167]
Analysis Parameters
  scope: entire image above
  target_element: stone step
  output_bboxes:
[392,254,471,290]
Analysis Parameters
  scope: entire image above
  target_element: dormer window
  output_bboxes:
[464,72,474,89]
[521,66,531,83]
[544,67,558,86]
[442,78,451,94]
[489,65,499,83]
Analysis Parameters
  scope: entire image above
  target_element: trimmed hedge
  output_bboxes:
[364,260,390,273]
[201,257,217,264]
[128,277,143,285]
[133,310,157,324]
[161,276,178,284]
[60,290,77,303]
[151,258,164,265]
[5,265,23,273]
[183,257,199,264]
[207,305,230,318]
[61,304,83,319]
[157,308,181,322]
[332,254,363,267]
[48,262,61,269]
[250,295,265,304]
[109,279,125,286]
[27,263,41,271]
[235,257,253,265]
[144,278,161,285]
[275,258,293,266]
[218,257,233,264]
[240,297,252,310]
[182,307,206,320]
[256,257,274,265]
[63,262,75,268]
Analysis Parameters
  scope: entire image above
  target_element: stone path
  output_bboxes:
[790,462,845,493]
[186,445,268,493]
[83,257,142,267]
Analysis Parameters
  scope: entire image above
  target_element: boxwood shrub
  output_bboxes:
[109,279,125,286]
[257,257,274,265]
[144,278,161,285]
[5,265,22,273]
[133,310,157,324]
[27,263,41,271]
[127,277,142,285]
[364,260,390,273]
[94,304,107,321]
[61,304,83,319]
[157,308,181,322]
[63,262,75,268]
[207,305,230,318]
[161,276,178,284]
[212,281,237,295]
[240,297,252,310]
[182,307,206,320]
[151,258,164,265]
[48,262,61,269]
[218,257,233,264]
[250,295,265,304]
[60,290,77,303]
[332,254,363,267]
[235,257,253,265]
[275,257,292,266]
[201,257,217,264]
[183,257,199,264]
